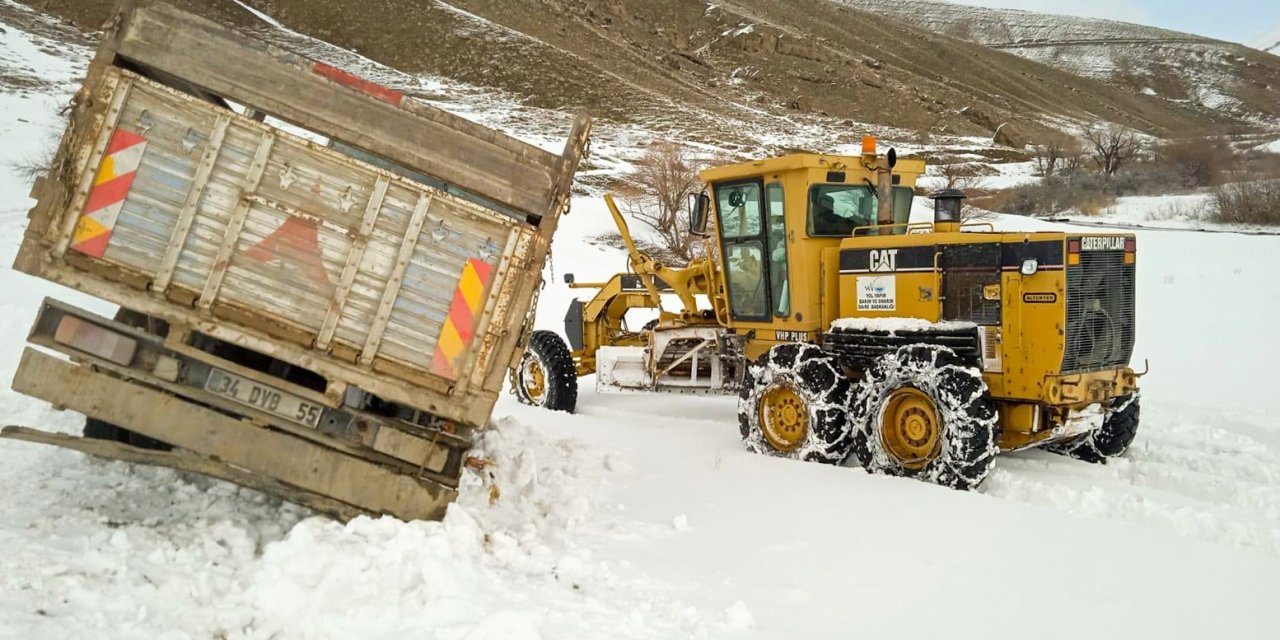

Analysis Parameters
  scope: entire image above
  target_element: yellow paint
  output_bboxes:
[94,155,117,185]
[759,383,809,452]
[436,319,465,360]
[881,387,940,469]
[458,263,485,311]
[71,215,108,245]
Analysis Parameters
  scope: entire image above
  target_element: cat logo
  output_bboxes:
[1080,236,1126,251]
[869,249,899,272]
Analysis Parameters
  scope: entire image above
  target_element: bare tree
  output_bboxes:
[937,162,991,221]
[1062,148,1086,176]
[939,162,984,191]
[1032,133,1084,178]
[1084,125,1141,176]
[619,142,703,264]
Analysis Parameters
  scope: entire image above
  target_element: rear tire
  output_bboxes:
[738,343,854,464]
[514,330,578,413]
[1045,395,1141,463]
[848,344,998,490]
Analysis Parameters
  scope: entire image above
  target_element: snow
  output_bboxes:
[4,3,1280,638]
[1254,138,1280,154]
[830,317,977,333]
[1048,192,1280,235]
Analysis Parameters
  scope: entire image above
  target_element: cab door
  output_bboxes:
[713,180,771,321]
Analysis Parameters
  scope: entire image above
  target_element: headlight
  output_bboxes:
[1020,259,1039,276]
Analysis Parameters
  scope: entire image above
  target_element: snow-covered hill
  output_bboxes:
[3,1,1280,638]
[843,0,1280,125]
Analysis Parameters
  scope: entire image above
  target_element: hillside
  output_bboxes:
[18,0,1263,155]
[844,0,1280,126]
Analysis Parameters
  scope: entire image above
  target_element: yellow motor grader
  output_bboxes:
[514,139,1141,489]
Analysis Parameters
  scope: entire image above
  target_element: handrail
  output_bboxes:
[849,220,934,236]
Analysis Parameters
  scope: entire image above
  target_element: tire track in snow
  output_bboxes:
[983,410,1280,557]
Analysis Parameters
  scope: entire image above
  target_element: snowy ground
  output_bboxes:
[3,2,1280,638]
[1042,192,1280,236]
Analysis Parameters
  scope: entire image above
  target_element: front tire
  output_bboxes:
[1045,395,1140,463]
[848,344,998,490]
[738,343,854,464]
[514,330,578,413]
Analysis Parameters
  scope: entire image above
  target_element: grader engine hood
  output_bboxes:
[833,232,1137,407]
[1061,234,1137,374]
[1006,233,1138,406]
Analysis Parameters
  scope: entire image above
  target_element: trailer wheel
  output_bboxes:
[1045,395,1141,463]
[848,344,998,490]
[738,343,854,463]
[514,330,578,413]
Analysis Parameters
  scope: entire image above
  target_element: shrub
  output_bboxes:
[977,174,1115,216]
[1210,181,1280,226]
[1158,137,1234,189]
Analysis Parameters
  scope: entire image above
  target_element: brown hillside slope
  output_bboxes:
[23,0,1248,147]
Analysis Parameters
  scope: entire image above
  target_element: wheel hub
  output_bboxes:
[759,384,809,452]
[881,387,941,469]
[519,354,547,404]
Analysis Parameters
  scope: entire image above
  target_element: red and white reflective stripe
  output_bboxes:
[71,128,148,258]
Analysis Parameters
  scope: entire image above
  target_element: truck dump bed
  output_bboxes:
[4,0,590,520]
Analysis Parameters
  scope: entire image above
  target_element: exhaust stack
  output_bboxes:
[930,188,966,233]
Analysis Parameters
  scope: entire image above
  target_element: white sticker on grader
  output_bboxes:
[857,275,896,311]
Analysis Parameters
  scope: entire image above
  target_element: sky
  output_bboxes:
[942,0,1280,45]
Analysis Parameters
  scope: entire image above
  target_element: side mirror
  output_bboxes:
[688,193,710,236]
[563,272,576,284]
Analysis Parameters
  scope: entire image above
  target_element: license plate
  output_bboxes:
[204,368,324,427]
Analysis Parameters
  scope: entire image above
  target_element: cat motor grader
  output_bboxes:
[515,138,1141,489]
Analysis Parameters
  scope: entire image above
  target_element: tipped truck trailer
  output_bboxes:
[3,0,590,520]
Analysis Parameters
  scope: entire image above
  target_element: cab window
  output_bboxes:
[715,181,770,320]
[808,185,877,236]
[765,183,790,317]
[717,183,762,239]
[807,185,917,236]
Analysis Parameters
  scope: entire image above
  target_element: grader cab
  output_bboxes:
[517,140,1141,490]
